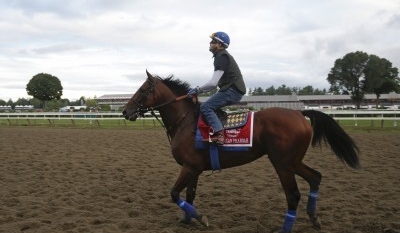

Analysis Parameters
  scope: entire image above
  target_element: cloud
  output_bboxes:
[0,0,399,101]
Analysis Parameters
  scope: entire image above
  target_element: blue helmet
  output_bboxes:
[210,31,230,48]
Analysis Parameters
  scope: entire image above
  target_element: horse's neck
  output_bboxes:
[158,100,196,139]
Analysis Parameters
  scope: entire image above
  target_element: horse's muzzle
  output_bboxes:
[122,110,138,121]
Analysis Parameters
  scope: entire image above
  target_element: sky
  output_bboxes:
[1,0,399,101]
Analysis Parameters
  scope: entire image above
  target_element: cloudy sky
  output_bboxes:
[1,0,399,101]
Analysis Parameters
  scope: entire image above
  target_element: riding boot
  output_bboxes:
[210,130,224,145]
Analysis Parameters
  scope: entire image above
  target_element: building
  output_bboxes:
[96,92,400,111]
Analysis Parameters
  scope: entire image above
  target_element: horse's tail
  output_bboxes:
[301,110,361,169]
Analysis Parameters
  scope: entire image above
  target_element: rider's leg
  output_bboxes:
[200,87,243,134]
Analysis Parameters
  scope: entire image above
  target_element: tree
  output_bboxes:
[70,96,86,106]
[250,87,264,95]
[85,97,99,110]
[46,99,65,111]
[265,86,276,95]
[14,98,30,107]
[248,88,253,95]
[29,98,44,109]
[276,84,292,95]
[298,85,314,95]
[364,56,399,108]
[327,51,370,108]
[26,73,63,108]
[328,51,399,108]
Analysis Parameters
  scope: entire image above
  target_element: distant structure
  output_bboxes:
[0,105,12,112]
[0,105,34,112]
[59,106,87,112]
[96,93,400,111]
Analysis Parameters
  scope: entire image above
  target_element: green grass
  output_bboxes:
[336,119,400,131]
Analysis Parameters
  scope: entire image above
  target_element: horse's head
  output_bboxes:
[122,70,160,121]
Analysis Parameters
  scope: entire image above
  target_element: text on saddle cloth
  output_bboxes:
[197,111,254,147]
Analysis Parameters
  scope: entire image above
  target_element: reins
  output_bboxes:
[142,94,190,144]
[136,94,189,114]
[127,76,198,144]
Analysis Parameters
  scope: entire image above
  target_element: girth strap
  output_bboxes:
[209,144,220,171]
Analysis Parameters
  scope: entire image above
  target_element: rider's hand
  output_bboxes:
[187,87,202,97]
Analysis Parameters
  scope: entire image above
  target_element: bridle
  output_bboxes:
[130,77,189,115]
[126,76,192,143]
[130,77,158,117]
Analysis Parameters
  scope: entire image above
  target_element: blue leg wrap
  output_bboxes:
[182,201,193,223]
[282,210,296,233]
[307,191,319,214]
[177,198,200,219]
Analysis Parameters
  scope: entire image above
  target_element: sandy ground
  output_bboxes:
[0,127,399,233]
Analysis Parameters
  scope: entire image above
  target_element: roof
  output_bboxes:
[97,94,132,100]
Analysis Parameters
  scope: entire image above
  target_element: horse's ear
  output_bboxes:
[146,70,152,79]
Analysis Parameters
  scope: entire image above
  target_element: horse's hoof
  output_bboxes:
[196,215,209,227]
[309,215,321,230]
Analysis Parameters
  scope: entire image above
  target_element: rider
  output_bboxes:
[187,31,246,145]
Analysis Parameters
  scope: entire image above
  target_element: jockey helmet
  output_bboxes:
[210,31,230,48]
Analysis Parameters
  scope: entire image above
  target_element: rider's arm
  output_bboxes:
[199,70,224,93]
[198,54,228,93]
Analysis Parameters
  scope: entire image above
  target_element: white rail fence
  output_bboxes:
[0,112,160,128]
[0,110,398,128]
[320,110,398,127]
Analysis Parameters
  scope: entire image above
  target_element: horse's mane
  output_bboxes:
[157,75,191,96]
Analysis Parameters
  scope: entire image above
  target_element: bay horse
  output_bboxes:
[122,71,361,233]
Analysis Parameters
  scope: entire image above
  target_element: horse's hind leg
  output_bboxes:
[275,169,301,233]
[296,163,322,229]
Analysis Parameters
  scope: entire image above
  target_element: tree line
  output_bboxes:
[0,73,100,111]
[1,51,399,110]
[0,96,102,112]
[245,51,400,109]
[248,85,327,96]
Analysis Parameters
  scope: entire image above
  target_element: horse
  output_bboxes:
[122,70,361,233]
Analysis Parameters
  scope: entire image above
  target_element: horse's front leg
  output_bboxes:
[170,165,208,227]
[180,174,199,224]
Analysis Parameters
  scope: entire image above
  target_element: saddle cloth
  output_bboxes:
[196,111,254,147]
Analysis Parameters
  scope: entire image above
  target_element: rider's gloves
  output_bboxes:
[187,86,202,97]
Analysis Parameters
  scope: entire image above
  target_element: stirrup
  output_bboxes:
[210,132,224,145]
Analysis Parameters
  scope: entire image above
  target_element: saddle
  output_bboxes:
[195,110,254,171]
[214,109,249,129]
[196,110,254,147]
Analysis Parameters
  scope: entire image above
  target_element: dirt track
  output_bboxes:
[0,127,399,233]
